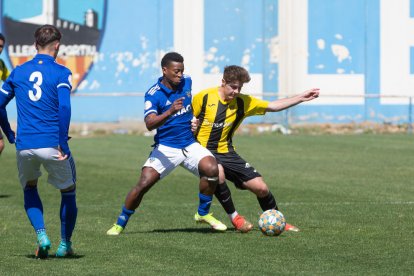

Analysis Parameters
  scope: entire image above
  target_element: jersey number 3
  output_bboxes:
[28,71,43,101]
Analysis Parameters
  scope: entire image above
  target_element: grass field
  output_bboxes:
[0,134,413,275]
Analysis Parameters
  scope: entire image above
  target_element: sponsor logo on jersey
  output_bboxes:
[202,120,232,128]
[165,100,172,106]
[2,0,107,92]
[172,104,192,117]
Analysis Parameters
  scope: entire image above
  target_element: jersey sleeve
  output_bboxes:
[57,68,73,91]
[243,95,269,117]
[192,91,203,118]
[144,91,160,118]
[55,67,72,155]
[57,85,71,155]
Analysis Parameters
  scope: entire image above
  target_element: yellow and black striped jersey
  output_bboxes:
[0,59,9,81]
[193,87,268,153]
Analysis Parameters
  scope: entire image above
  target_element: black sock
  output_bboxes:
[214,182,236,214]
[257,191,278,211]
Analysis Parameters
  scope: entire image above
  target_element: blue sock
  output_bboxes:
[198,193,213,216]
[60,189,77,242]
[116,206,135,228]
[24,187,45,234]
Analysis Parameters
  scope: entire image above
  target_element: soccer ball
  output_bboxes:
[258,209,286,236]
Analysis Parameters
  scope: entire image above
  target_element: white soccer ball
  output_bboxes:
[258,209,286,236]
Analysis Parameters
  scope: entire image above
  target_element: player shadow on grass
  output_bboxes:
[151,227,224,234]
[150,227,260,234]
[119,228,218,234]
[25,254,85,260]
[0,194,12,198]
[109,227,229,234]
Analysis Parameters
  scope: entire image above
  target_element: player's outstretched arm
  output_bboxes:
[145,97,185,131]
[266,88,320,112]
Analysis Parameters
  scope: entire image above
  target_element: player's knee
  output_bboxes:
[252,185,270,198]
[257,187,270,197]
[137,180,152,193]
[0,140,4,154]
[137,174,158,193]
[25,179,38,189]
[198,156,219,178]
[61,184,76,193]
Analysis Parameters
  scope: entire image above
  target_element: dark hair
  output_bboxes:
[0,33,5,43]
[161,52,184,68]
[223,65,251,84]
[34,24,61,47]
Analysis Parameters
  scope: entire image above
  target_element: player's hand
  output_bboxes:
[191,117,199,132]
[169,97,185,116]
[7,130,16,144]
[55,146,68,160]
[301,88,320,102]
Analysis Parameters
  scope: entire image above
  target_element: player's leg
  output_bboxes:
[107,166,160,235]
[197,155,218,212]
[243,177,299,232]
[182,143,227,231]
[41,148,78,257]
[107,145,182,235]
[214,164,236,217]
[25,180,52,259]
[17,149,50,258]
[213,152,254,232]
[242,176,275,209]
[56,184,77,257]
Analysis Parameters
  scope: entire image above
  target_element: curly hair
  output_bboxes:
[223,65,251,84]
[161,52,184,68]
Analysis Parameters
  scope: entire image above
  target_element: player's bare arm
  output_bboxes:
[266,88,320,112]
[191,117,199,133]
[145,97,185,131]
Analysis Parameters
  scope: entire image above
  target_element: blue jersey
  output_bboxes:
[0,54,72,152]
[144,75,195,148]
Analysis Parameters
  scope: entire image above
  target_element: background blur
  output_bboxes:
[0,0,413,126]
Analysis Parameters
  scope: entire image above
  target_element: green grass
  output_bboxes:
[0,134,413,275]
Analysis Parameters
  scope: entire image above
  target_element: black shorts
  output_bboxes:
[213,151,261,190]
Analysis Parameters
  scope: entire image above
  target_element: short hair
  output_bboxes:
[223,65,251,84]
[34,24,62,47]
[0,33,5,43]
[161,52,184,68]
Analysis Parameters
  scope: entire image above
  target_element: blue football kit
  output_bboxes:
[144,75,195,148]
[0,52,77,256]
[0,54,72,155]
[111,74,220,231]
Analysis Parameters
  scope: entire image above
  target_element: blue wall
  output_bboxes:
[1,0,413,124]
